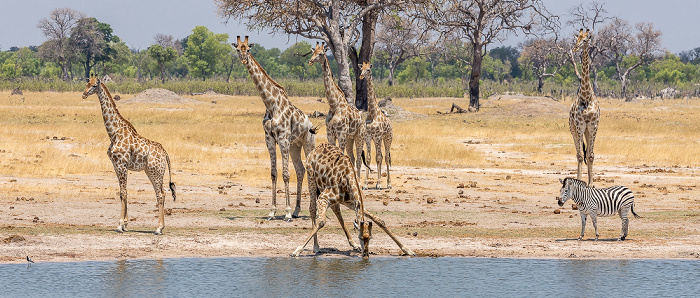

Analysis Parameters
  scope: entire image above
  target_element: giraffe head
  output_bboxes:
[308,42,328,66]
[232,36,255,65]
[82,74,101,99]
[358,220,373,258]
[359,61,372,80]
[572,28,591,53]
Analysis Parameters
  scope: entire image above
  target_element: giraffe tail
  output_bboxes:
[361,150,373,173]
[582,139,588,165]
[166,154,176,202]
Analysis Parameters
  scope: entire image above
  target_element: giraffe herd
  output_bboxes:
[77,30,623,258]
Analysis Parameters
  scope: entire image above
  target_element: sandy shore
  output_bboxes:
[2,164,699,263]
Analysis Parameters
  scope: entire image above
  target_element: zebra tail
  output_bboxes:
[166,154,177,202]
[631,203,641,218]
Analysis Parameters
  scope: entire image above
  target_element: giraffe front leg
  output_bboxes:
[374,138,383,190]
[384,134,393,189]
[292,192,330,257]
[331,204,361,251]
[307,177,320,253]
[363,139,372,190]
[115,166,129,233]
[570,117,585,181]
[363,210,415,256]
[279,139,293,222]
[290,144,304,218]
[265,131,278,220]
[584,126,598,187]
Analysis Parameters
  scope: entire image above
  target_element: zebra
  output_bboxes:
[557,177,640,241]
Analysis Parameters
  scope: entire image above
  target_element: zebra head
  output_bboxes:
[558,178,572,206]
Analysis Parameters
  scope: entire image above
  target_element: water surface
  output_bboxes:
[2,257,698,297]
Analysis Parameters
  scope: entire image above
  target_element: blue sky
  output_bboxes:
[1,0,698,53]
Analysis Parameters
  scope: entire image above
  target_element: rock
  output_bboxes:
[2,235,25,243]
[554,209,561,214]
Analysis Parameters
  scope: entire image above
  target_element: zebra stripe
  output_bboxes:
[558,177,640,241]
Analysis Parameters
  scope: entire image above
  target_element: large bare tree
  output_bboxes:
[37,8,85,81]
[375,13,432,86]
[414,0,556,111]
[600,20,662,99]
[216,0,404,109]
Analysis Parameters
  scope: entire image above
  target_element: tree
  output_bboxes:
[37,8,85,80]
[601,20,662,98]
[184,26,229,81]
[280,41,315,80]
[148,44,178,83]
[216,0,405,109]
[415,0,556,111]
[679,47,700,65]
[489,46,521,79]
[519,37,565,92]
[69,17,118,79]
[375,12,432,86]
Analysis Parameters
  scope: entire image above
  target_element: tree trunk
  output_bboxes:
[537,75,544,93]
[387,66,395,86]
[83,55,92,79]
[468,44,483,111]
[352,9,379,111]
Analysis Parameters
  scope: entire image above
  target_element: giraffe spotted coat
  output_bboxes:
[82,74,176,235]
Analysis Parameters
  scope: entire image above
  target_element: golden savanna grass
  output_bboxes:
[1,91,698,184]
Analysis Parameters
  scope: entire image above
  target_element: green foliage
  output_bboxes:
[184,26,229,80]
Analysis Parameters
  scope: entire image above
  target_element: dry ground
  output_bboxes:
[1,90,699,263]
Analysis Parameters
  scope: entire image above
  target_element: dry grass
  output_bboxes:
[1,91,698,184]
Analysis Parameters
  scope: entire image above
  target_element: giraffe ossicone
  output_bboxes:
[82,74,176,235]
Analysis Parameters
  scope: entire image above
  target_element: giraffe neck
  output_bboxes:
[96,83,132,142]
[320,55,344,111]
[365,71,380,120]
[578,42,594,105]
[244,52,286,113]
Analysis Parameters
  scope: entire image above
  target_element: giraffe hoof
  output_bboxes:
[284,217,293,222]
[267,216,275,221]
[154,231,162,236]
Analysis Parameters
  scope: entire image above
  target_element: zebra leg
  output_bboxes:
[590,212,599,241]
[579,213,587,241]
[619,208,629,241]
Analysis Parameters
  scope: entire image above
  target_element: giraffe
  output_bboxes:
[291,143,415,258]
[82,74,176,235]
[307,42,366,178]
[569,29,600,187]
[233,36,316,221]
[359,62,394,189]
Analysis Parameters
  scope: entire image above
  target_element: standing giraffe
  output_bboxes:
[291,143,415,258]
[82,74,176,235]
[359,62,393,189]
[233,36,316,221]
[569,29,600,187]
[307,42,366,177]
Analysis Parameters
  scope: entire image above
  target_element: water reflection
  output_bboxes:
[1,257,699,297]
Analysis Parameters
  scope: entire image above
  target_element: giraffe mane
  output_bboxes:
[99,82,139,134]
[249,54,288,98]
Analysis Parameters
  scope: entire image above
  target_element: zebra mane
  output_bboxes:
[563,177,588,188]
